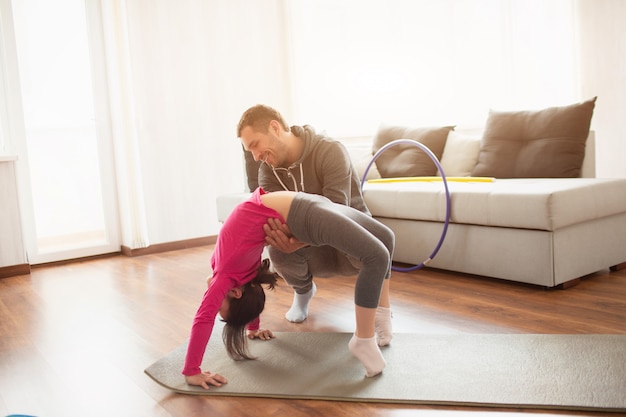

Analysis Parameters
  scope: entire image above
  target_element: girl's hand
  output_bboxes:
[185,371,228,390]
[247,328,274,340]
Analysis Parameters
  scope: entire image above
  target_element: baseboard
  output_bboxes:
[0,263,31,279]
[0,237,218,276]
[31,252,122,269]
[121,236,217,257]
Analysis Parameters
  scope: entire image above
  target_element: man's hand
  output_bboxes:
[247,328,274,340]
[264,218,307,253]
[185,371,228,390]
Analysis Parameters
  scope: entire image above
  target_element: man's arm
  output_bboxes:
[317,141,355,205]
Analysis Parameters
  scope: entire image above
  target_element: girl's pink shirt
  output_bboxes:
[182,188,284,376]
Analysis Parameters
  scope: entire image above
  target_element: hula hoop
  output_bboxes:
[360,139,451,272]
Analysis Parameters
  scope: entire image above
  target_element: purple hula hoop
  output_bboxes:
[360,139,451,272]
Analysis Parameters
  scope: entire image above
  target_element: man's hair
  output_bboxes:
[221,258,278,360]
[237,104,289,137]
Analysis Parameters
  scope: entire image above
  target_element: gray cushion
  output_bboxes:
[471,98,596,178]
[372,124,453,178]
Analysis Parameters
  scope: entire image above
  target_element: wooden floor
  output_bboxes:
[1,246,625,417]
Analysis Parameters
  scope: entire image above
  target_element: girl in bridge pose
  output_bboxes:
[183,187,395,389]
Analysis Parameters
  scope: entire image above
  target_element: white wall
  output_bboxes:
[577,0,626,178]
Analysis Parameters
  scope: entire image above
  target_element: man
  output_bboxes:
[237,104,392,327]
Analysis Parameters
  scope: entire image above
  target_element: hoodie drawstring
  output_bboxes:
[271,163,305,192]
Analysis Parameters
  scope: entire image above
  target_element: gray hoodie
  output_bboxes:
[258,125,370,215]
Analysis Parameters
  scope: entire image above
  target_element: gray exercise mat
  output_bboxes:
[145,333,626,412]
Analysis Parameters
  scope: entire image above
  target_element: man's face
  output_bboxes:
[239,122,289,168]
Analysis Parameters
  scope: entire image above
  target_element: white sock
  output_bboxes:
[348,334,386,377]
[375,306,393,346]
[285,282,316,323]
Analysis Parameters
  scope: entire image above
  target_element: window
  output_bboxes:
[10,0,119,263]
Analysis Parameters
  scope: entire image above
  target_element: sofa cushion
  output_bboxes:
[471,98,597,178]
[343,142,381,180]
[438,130,482,177]
[363,178,626,231]
[372,124,453,178]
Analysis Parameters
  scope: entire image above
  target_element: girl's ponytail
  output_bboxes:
[222,259,278,360]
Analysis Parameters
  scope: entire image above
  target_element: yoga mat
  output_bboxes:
[145,333,626,412]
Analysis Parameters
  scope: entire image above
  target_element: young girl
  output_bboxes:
[183,187,395,389]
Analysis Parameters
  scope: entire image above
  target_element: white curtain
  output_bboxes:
[0,0,22,155]
[96,0,292,247]
[285,0,579,137]
[100,0,150,249]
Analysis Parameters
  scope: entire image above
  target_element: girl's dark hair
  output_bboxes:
[222,258,278,360]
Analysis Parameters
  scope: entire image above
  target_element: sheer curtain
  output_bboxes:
[96,0,292,248]
[285,0,579,137]
[0,0,19,155]
[100,0,150,249]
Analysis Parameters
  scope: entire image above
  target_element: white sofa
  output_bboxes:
[346,130,626,287]
[218,97,626,288]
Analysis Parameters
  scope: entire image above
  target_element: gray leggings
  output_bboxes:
[275,193,395,309]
